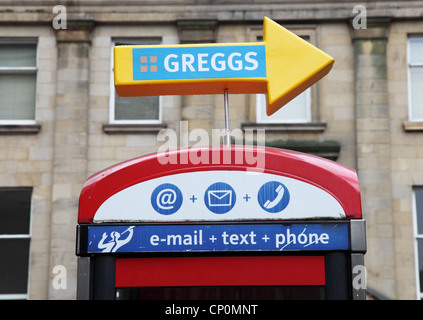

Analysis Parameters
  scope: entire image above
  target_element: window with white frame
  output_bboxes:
[413,186,423,299]
[256,89,311,123]
[0,41,37,124]
[110,39,162,124]
[256,35,311,123]
[408,37,423,122]
[0,187,32,300]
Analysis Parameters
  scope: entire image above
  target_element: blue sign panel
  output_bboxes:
[87,223,349,253]
[132,45,266,81]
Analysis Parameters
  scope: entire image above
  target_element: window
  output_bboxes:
[0,187,32,300]
[256,35,311,123]
[0,41,37,124]
[256,90,311,123]
[413,187,423,299]
[408,37,423,122]
[110,39,162,124]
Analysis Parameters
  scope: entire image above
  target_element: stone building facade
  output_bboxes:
[0,0,422,299]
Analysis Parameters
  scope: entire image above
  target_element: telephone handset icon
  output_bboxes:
[258,181,290,213]
[263,184,284,209]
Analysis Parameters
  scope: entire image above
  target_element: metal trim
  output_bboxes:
[76,256,92,300]
[350,219,367,253]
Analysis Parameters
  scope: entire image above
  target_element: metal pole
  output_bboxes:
[224,88,230,146]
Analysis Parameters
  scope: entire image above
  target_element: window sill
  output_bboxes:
[103,123,167,134]
[241,122,327,133]
[403,121,423,132]
[0,124,41,135]
[266,139,341,161]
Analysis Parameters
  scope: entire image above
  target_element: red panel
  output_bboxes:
[115,256,325,287]
[78,146,362,223]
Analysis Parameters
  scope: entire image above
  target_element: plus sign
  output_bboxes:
[262,235,270,242]
[243,194,251,202]
[209,235,217,243]
[190,195,197,203]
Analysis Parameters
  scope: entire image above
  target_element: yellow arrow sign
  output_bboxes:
[114,17,334,116]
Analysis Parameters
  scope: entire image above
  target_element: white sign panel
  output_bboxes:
[93,171,346,223]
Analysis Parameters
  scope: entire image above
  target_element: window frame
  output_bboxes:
[109,38,163,125]
[413,186,423,299]
[407,36,423,122]
[0,38,38,125]
[0,187,32,300]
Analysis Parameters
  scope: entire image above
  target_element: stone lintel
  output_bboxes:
[350,17,391,40]
[55,20,95,43]
[176,19,218,44]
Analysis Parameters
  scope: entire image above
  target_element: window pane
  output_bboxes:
[275,90,309,121]
[0,238,30,294]
[418,239,423,293]
[409,38,423,65]
[115,95,159,121]
[113,39,161,122]
[0,187,32,235]
[416,187,423,235]
[0,73,36,120]
[0,44,36,68]
[410,66,423,120]
[258,89,310,123]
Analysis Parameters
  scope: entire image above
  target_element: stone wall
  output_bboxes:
[0,26,57,300]
[387,21,423,299]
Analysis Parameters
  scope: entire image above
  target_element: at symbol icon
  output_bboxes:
[151,183,183,215]
[156,188,177,210]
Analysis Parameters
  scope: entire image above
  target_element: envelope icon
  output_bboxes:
[208,190,232,206]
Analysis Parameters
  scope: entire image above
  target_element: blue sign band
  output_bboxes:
[132,45,266,81]
[87,223,349,253]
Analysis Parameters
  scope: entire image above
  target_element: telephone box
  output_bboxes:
[76,146,366,300]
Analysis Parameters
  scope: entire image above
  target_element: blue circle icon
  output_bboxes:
[257,181,290,213]
[151,183,183,215]
[204,182,236,214]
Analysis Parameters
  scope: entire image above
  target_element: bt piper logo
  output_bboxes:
[97,226,134,252]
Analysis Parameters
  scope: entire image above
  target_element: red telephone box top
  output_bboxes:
[78,146,362,224]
